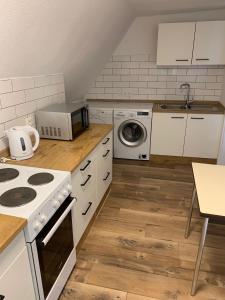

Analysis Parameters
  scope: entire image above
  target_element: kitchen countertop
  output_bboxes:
[87,99,225,114]
[0,214,27,253]
[3,123,113,172]
[0,124,112,252]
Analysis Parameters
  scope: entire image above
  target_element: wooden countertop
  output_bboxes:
[0,214,27,253]
[0,124,112,253]
[87,99,225,115]
[192,163,225,217]
[4,124,113,172]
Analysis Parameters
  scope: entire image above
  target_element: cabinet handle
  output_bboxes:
[81,175,92,187]
[171,117,184,119]
[175,59,189,62]
[191,117,204,120]
[0,296,5,300]
[102,137,110,145]
[103,150,110,158]
[195,58,209,61]
[103,172,110,181]
[82,202,92,215]
[80,160,91,171]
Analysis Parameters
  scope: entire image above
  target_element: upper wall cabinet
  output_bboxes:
[157,21,225,65]
[192,21,225,65]
[157,22,195,65]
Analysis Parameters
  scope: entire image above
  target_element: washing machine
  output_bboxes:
[114,104,153,160]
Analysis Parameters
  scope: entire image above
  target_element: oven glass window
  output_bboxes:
[36,211,74,298]
[71,109,83,138]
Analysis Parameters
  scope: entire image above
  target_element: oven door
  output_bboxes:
[31,196,76,300]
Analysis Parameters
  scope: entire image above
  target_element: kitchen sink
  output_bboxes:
[159,103,219,112]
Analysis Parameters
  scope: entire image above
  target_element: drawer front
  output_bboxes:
[72,191,97,245]
[97,161,112,202]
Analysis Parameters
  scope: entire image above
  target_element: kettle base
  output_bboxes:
[11,153,34,161]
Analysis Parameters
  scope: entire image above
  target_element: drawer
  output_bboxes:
[78,151,97,178]
[100,133,113,152]
[97,164,112,202]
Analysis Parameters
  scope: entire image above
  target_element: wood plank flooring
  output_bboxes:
[60,159,225,300]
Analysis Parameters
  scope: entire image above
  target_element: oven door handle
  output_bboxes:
[41,198,76,246]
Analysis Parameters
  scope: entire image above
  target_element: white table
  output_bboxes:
[185,163,225,295]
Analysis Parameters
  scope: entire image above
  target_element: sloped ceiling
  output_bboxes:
[128,0,225,16]
[1,0,225,101]
[0,0,134,100]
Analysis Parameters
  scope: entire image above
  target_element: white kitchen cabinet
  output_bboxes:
[71,130,113,246]
[0,232,36,300]
[151,113,187,156]
[157,22,195,65]
[192,21,225,65]
[157,20,225,65]
[183,114,224,158]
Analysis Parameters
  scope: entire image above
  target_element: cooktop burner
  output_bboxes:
[0,168,19,182]
[28,172,54,186]
[0,187,37,207]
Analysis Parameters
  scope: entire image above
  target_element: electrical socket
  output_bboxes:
[25,116,34,127]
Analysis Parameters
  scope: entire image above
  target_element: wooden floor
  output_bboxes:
[60,159,225,300]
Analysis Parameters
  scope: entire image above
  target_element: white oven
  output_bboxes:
[27,196,76,300]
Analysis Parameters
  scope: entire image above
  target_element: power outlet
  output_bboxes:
[25,116,34,127]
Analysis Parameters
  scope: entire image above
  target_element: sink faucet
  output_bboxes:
[180,83,193,109]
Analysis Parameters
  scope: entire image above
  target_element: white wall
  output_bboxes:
[0,0,134,101]
[115,9,225,60]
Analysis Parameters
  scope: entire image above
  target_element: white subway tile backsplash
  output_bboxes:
[0,80,12,94]
[89,88,104,94]
[208,69,225,76]
[0,91,25,108]
[16,101,37,117]
[87,54,225,102]
[113,55,130,62]
[25,87,45,102]
[0,106,16,123]
[96,82,113,88]
[0,73,65,151]
[12,77,35,91]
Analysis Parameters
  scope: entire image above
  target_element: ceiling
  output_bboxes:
[127,0,225,16]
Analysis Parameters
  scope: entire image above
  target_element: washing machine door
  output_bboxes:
[118,119,147,147]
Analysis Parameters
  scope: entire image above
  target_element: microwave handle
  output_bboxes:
[40,197,76,246]
[84,107,89,128]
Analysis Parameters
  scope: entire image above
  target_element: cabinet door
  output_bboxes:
[183,114,224,158]
[151,113,187,156]
[0,247,36,300]
[157,22,195,65]
[193,21,225,65]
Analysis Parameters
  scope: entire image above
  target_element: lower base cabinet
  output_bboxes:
[72,131,112,246]
[0,232,36,300]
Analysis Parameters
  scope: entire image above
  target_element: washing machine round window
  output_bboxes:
[118,120,147,147]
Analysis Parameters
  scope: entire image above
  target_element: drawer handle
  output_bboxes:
[80,160,91,171]
[103,150,110,158]
[175,59,189,62]
[102,137,110,145]
[82,202,92,215]
[191,117,204,120]
[0,296,5,300]
[103,172,110,181]
[171,117,184,119]
[195,58,209,61]
[81,175,92,187]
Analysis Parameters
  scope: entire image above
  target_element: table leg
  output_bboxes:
[185,187,196,239]
[191,217,209,296]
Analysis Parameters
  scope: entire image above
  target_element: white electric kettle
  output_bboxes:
[6,126,40,160]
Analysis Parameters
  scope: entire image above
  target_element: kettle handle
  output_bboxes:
[24,126,40,152]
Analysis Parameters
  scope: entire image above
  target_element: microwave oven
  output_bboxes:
[36,103,89,140]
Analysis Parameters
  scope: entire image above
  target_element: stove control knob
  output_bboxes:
[33,221,42,231]
[53,200,60,208]
[58,194,64,203]
[66,183,72,192]
[39,214,47,224]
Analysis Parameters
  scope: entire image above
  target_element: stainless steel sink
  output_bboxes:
[159,103,219,112]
